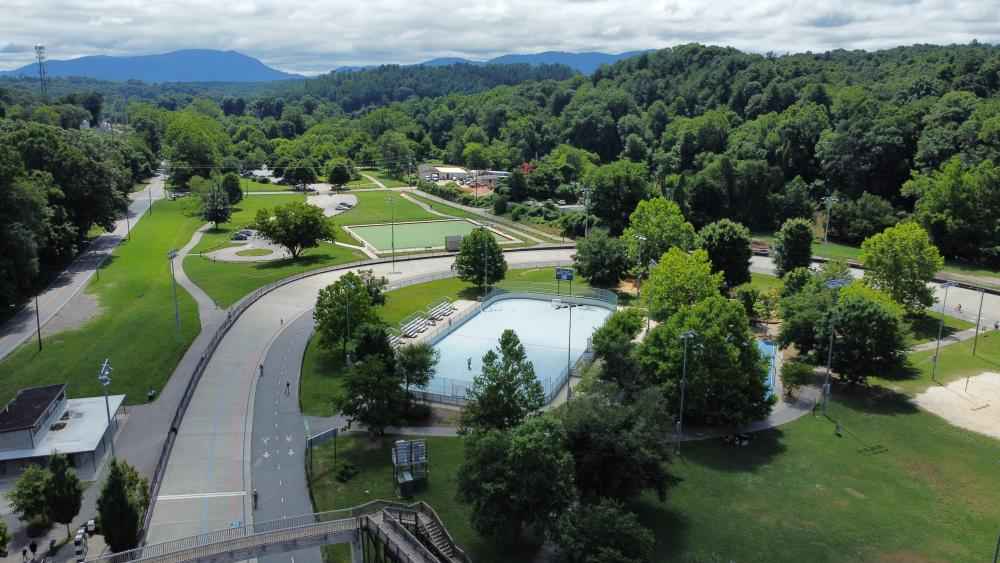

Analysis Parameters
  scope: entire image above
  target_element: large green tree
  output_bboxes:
[254,201,332,259]
[585,160,651,235]
[697,219,753,287]
[860,222,943,313]
[47,453,83,538]
[554,498,655,563]
[573,229,630,288]
[623,196,697,266]
[221,172,243,204]
[342,356,405,437]
[772,217,814,276]
[314,272,378,354]
[8,465,50,526]
[637,295,773,426]
[461,330,544,433]
[97,459,146,553]
[201,187,232,227]
[591,308,645,395]
[164,110,228,190]
[643,248,723,322]
[454,227,507,290]
[395,343,439,412]
[457,416,576,542]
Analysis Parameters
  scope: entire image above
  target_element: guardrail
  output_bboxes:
[141,247,574,542]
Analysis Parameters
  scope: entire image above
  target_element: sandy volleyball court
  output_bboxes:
[915,373,1000,440]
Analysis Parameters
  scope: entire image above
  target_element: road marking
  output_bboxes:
[288,448,295,457]
[286,434,292,442]
[262,437,269,445]
[158,491,246,501]
[281,497,285,504]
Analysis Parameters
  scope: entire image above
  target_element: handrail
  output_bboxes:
[413,501,472,563]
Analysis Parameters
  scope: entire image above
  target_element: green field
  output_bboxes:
[332,191,438,226]
[193,194,305,253]
[873,328,1000,395]
[310,334,1000,563]
[348,220,512,252]
[184,243,365,308]
[362,170,409,188]
[0,199,203,406]
[241,178,292,192]
[407,193,564,243]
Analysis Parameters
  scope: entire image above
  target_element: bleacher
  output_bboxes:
[425,299,456,322]
[400,313,429,338]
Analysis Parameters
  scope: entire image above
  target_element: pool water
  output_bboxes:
[757,339,777,395]
[426,298,613,400]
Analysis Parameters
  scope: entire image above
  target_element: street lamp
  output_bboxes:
[33,294,42,351]
[932,281,958,382]
[167,250,181,339]
[676,330,697,455]
[385,193,397,274]
[98,359,116,458]
[822,278,850,414]
[822,195,839,245]
[646,259,657,334]
[577,184,592,239]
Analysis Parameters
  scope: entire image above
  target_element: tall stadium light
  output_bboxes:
[34,45,47,99]
[676,330,698,455]
[167,250,181,338]
[931,281,958,382]
[386,193,397,274]
[98,359,115,458]
[822,278,850,414]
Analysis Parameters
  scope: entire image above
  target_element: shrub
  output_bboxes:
[780,361,815,399]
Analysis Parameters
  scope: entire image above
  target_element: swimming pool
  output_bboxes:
[421,297,614,402]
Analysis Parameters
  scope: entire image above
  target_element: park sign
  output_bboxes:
[555,267,574,281]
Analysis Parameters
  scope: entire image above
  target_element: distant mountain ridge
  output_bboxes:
[418,50,651,74]
[0,49,302,83]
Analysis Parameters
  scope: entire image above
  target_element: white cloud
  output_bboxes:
[0,0,997,74]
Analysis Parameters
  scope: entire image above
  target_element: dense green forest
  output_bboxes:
[2,42,999,312]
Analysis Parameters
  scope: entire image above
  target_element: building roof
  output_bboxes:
[0,384,66,433]
[0,395,125,461]
[434,166,468,174]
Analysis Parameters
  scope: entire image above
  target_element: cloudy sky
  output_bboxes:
[1,0,998,74]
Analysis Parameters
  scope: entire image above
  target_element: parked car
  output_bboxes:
[232,233,248,241]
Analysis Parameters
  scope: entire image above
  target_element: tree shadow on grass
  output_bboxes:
[907,313,960,343]
[255,254,328,270]
[631,500,691,560]
[874,359,922,382]
[679,428,787,473]
[832,382,918,416]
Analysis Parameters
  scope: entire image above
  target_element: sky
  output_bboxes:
[1,0,998,75]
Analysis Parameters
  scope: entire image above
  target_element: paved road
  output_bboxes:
[0,176,166,361]
[145,248,576,544]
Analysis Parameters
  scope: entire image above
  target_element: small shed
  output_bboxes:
[391,439,428,497]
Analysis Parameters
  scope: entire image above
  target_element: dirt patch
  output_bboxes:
[41,289,102,337]
[914,372,1000,440]
[844,487,866,499]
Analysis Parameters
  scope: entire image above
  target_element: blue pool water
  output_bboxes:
[757,339,777,395]
[425,297,613,400]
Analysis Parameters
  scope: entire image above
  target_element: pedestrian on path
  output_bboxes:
[22,548,28,562]
[252,488,258,509]
[467,357,472,370]
[285,381,291,395]
[259,363,263,377]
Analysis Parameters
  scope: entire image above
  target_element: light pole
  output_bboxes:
[481,229,489,301]
[823,278,850,414]
[386,193,397,273]
[931,281,957,383]
[646,259,657,334]
[98,359,115,458]
[124,208,131,241]
[676,330,697,455]
[167,250,181,339]
[972,288,986,358]
[34,294,42,351]
[822,195,839,245]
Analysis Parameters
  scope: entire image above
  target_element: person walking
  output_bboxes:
[285,381,291,396]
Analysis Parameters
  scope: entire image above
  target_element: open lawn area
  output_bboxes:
[311,384,1000,563]
[241,178,292,192]
[361,169,409,188]
[300,267,593,416]
[0,199,202,406]
[193,193,305,253]
[906,311,975,346]
[333,191,439,226]
[184,243,365,308]
[873,328,1000,395]
[750,272,782,293]
[407,193,564,244]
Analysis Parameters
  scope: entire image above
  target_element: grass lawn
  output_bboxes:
[345,177,378,189]
[872,328,1000,395]
[333,191,437,227]
[906,311,975,346]
[0,199,203,406]
[300,268,594,416]
[183,243,365,308]
[407,193,564,243]
[193,194,305,253]
[310,386,1000,563]
[362,170,409,188]
[241,178,292,192]
[235,248,273,257]
[750,272,782,293]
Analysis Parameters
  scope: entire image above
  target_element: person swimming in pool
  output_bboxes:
[467,357,472,370]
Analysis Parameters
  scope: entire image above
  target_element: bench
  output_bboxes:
[426,300,455,321]
[400,315,428,338]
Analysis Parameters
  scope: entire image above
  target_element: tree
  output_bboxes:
[0,519,9,557]
[585,160,651,235]
[327,160,352,188]
[353,322,394,362]
[47,454,83,538]
[697,219,752,287]
[97,459,143,553]
[461,330,544,433]
[860,222,944,314]
[637,295,773,426]
[643,248,722,322]
[592,308,645,395]
[254,201,332,259]
[554,499,655,563]
[560,390,673,502]
[201,187,232,227]
[342,356,405,437]
[221,172,243,204]
[378,131,414,178]
[780,361,814,399]
[457,416,575,542]
[164,110,228,190]
[8,465,50,526]
[573,229,630,288]
[454,227,507,290]
[778,274,839,357]
[314,272,378,354]
[772,218,814,276]
[816,282,908,384]
[622,197,695,266]
[283,159,318,188]
[396,343,439,411]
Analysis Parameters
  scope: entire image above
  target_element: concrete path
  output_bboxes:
[0,176,166,361]
[360,172,389,189]
[145,248,577,544]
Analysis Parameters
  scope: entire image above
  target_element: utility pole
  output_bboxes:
[34,295,42,351]
[98,359,116,458]
[931,281,957,382]
[167,250,181,338]
[972,288,985,357]
[822,195,838,245]
[34,45,47,99]
[823,278,850,414]
[387,193,397,273]
[676,330,697,455]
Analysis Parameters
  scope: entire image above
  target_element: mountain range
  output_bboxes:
[0,48,649,83]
